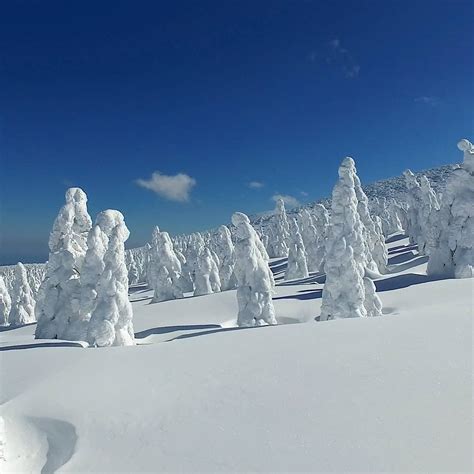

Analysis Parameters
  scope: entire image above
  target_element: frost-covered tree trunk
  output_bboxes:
[9,263,36,326]
[428,139,474,278]
[87,213,135,347]
[285,219,309,280]
[320,158,382,321]
[269,198,290,258]
[0,276,12,326]
[214,225,237,290]
[232,212,277,327]
[35,188,92,340]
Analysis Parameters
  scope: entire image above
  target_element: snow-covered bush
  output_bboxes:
[232,212,277,327]
[0,276,12,326]
[35,188,92,340]
[285,219,309,280]
[9,263,36,326]
[87,212,135,347]
[428,139,474,278]
[269,198,290,258]
[320,158,382,321]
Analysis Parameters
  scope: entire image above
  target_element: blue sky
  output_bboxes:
[1,0,472,264]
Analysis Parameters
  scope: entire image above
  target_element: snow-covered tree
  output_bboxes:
[35,188,92,340]
[373,216,388,274]
[428,139,474,278]
[269,198,290,258]
[418,175,440,255]
[175,249,194,292]
[232,212,277,327]
[285,219,309,280]
[87,212,135,347]
[127,253,139,285]
[320,158,382,321]
[297,210,319,273]
[0,276,12,326]
[214,225,237,290]
[148,228,183,303]
[9,263,36,326]
[311,204,329,273]
[194,247,221,296]
[404,169,423,246]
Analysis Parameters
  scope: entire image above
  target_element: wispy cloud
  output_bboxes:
[271,194,300,208]
[414,96,440,106]
[135,171,196,202]
[309,37,360,78]
[248,181,264,189]
[300,191,309,197]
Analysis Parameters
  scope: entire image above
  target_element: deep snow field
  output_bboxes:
[1,236,472,473]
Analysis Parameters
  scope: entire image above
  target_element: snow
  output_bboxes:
[1,234,472,472]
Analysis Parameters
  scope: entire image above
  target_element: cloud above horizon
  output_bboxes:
[414,96,440,106]
[135,171,196,202]
[271,194,300,208]
[309,37,360,78]
[248,181,264,189]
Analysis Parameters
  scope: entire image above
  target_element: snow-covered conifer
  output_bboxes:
[428,139,474,278]
[404,169,423,246]
[269,198,290,257]
[320,158,382,321]
[285,219,309,280]
[232,212,277,327]
[194,247,221,296]
[311,204,329,273]
[35,188,92,340]
[373,216,388,274]
[9,263,36,326]
[87,212,135,347]
[0,276,12,326]
[418,175,440,255]
[214,225,237,290]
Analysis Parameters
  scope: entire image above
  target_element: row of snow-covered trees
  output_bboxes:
[2,138,471,337]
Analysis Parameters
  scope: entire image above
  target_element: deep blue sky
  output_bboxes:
[1,0,472,264]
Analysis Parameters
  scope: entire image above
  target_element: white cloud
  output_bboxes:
[311,37,360,78]
[300,191,309,197]
[248,181,264,189]
[271,194,300,208]
[414,96,439,106]
[135,171,196,202]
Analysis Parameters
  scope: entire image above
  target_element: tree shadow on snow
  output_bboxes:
[388,250,418,265]
[273,289,322,301]
[0,341,86,352]
[386,234,408,244]
[277,273,325,286]
[388,243,418,255]
[135,324,221,339]
[375,272,445,292]
[387,254,429,273]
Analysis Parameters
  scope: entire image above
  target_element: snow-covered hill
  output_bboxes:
[1,236,472,472]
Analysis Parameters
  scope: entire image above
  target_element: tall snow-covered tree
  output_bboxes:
[297,210,320,273]
[214,225,237,290]
[0,276,12,326]
[285,219,309,280]
[269,198,290,258]
[373,216,388,273]
[148,228,184,303]
[87,212,135,347]
[194,247,221,296]
[9,263,36,326]
[232,212,277,327]
[418,175,440,255]
[404,169,423,246]
[35,188,92,340]
[427,139,474,278]
[320,158,382,321]
[311,204,329,273]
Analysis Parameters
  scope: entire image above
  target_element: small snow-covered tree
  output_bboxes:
[0,276,12,326]
[428,139,474,278]
[298,210,319,273]
[9,263,36,326]
[373,216,388,274]
[214,225,237,290]
[175,249,194,292]
[285,219,309,280]
[418,175,440,255]
[311,204,329,273]
[232,212,277,327]
[320,158,382,321]
[194,247,221,296]
[87,212,135,347]
[404,169,423,246]
[35,188,92,340]
[148,229,184,303]
[269,198,290,257]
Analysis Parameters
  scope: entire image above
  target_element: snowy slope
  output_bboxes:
[1,236,472,473]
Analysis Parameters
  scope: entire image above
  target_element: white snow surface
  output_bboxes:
[0,236,472,473]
